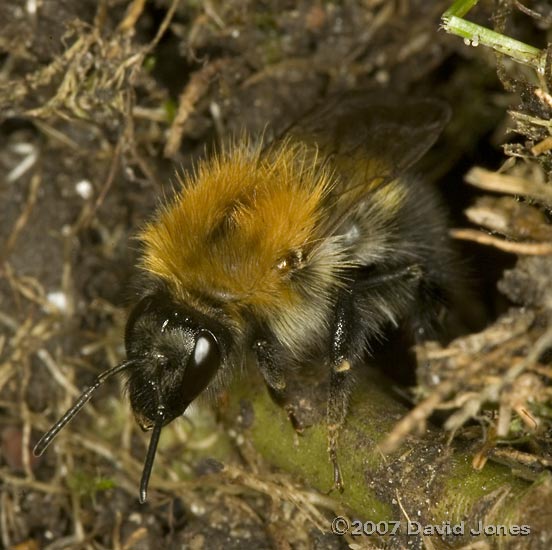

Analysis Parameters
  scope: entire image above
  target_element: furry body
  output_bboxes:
[33,93,455,501]
[139,135,452,376]
[130,94,455,494]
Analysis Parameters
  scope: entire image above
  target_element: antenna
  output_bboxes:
[139,405,166,503]
[33,360,136,457]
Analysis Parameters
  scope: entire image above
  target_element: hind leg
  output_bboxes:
[327,289,356,491]
[327,264,431,490]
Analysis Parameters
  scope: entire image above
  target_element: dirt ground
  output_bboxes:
[1,1,551,549]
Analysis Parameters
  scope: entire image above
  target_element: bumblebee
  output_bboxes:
[34,92,453,503]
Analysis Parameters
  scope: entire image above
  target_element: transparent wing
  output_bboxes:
[287,91,451,232]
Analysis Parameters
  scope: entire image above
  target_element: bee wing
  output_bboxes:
[288,91,451,232]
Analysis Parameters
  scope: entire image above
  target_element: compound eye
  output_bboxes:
[183,331,221,401]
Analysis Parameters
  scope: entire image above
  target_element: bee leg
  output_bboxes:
[254,338,306,432]
[253,339,287,402]
[327,289,356,493]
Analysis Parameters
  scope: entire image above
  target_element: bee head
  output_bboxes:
[123,290,225,501]
[125,291,223,429]
[33,289,225,504]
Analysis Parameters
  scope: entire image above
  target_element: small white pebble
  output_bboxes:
[75,179,93,200]
[129,512,142,523]
[46,291,68,313]
[190,502,206,515]
[26,0,37,15]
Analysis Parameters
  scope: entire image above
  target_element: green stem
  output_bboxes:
[226,369,552,547]
[443,0,480,19]
[441,0,545,71]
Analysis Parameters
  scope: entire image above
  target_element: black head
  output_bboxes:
[33,290,226,503]
[125,291,224,430]
[124,291,226,501]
